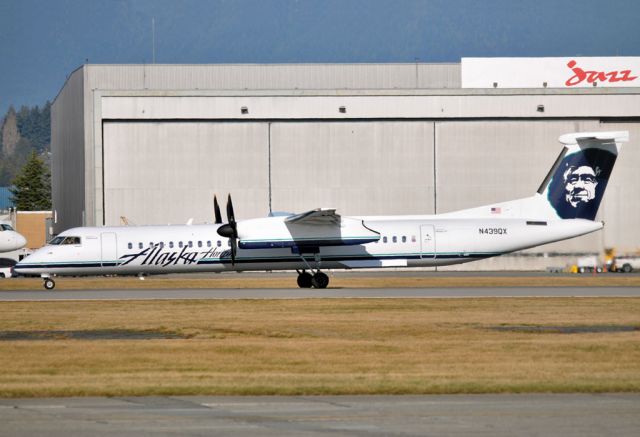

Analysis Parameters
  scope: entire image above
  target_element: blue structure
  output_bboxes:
[0,187,14,211]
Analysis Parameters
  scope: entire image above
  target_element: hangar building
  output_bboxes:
[51,57,640,269]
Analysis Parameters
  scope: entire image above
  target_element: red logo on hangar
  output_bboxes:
[565,59,638,86]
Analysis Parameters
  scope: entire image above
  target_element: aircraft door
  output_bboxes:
[420,225,436,258]
[101,232,118,267]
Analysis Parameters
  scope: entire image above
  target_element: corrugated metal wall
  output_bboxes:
[86,63,460,91]
[101,121,435,225]
[598,121,640,253]
[102,122,269,225]
[51,68,85,232]
[0,187,13,210]
[270,122,435,216]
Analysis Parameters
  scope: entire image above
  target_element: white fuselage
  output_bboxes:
[15,215,602,277]
[0,226,27,254]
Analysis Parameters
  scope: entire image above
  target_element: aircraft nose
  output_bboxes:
[14,233,27,250]
[14,249,42,275]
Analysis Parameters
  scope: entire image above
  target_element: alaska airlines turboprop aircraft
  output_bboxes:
[15,131,629,290]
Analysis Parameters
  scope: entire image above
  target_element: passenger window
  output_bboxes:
[138,242,143,249]
[128,242,132,249]
[159,242,164,249]
[402,236,407,243]
[197,241,202,248]
[188,241,193,248]
[149,242,153,248]
[179,241,183,248]
[383,236,388,243]
[227,240,231,247]
[411,235,416,243]
[392,236,397,243]
[207,241,212,248]
[169,241,174,248]
[217,240,221,247]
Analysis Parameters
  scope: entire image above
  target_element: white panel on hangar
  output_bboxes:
[102,122,269,226]
[270,122,435,216]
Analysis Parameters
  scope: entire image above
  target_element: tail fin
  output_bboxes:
[537,131,628,220]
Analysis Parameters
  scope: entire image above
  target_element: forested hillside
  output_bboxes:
[0,102,50,186]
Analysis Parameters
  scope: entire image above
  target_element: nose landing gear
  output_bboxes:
[43,278,55,290]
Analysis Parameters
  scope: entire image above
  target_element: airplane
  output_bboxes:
[15,131,629,290]
[0,222,27,278]
[0,222,27,253]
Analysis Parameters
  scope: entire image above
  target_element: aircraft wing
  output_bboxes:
[284,208,341,226]
[238,208,379,249]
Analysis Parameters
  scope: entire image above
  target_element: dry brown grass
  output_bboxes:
[0,298,639,397]
[1,274,640,290]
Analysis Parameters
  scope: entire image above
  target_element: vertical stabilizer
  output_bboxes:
[537,131,628,220]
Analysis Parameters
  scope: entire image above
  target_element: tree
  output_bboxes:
[1,106,20,156]
[10,151,51,211]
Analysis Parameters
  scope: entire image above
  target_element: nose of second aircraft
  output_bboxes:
[14,232,27,250]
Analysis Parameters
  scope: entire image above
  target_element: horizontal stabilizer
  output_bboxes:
[558,131,629,145]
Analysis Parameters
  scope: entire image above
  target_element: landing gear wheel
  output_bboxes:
[311,272,329,289]
[43,278,55,290]
[297,272,313,288]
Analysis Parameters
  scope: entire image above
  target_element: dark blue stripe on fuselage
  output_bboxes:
[239,238,378,249]
[14,252,498,271]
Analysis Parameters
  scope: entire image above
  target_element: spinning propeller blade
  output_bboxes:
[216,194,238,265]
[213,195,222,224]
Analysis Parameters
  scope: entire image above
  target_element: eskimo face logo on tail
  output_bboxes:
[547,147,617,220]
[563,165,600,207]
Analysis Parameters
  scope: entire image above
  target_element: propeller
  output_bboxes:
[213,195,222,224]
[216,194,238,265]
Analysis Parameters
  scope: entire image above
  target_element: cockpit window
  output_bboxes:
[62,237,81,245]
[49,236,65,245]
[0,224,14,231]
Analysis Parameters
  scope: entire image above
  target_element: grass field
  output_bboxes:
[0,297,639,397]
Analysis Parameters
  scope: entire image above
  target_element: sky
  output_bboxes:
[0,0,639,115]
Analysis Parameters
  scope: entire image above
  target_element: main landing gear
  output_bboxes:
[296,270,329,289]
[296,252,329,289]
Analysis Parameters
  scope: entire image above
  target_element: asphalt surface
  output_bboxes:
[1,394,638,436]
[1,286,639,301]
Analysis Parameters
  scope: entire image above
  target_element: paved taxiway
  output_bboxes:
[1,394,639,436]
[1,286,639,301]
